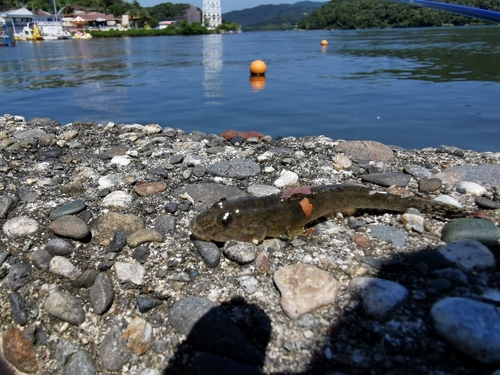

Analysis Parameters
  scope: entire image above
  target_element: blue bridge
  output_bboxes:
[383,0,500,24]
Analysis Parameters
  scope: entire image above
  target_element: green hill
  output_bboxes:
[299,0,500,29]
[223,1,327,31]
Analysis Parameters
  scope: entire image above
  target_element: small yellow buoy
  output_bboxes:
[321,39,328,46]
[250,60,267,76]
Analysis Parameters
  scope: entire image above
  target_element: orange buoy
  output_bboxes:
[250,60,267,76]
[250,75,266,91]
[321,39,328,46]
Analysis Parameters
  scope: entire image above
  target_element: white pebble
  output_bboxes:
[274,170,299,188]
[110,155,130,166]
[433,195,462,207]
[456,181,486,196]
[101,191,133,210]
[3,216,39,239]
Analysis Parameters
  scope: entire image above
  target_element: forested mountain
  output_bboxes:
[223,1,327,31]
[299,0,500,29]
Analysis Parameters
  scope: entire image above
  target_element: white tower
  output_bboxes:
[203,0,222,29]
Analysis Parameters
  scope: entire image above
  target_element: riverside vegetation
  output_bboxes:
[1,115,500,374]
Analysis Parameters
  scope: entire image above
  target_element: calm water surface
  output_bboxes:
[1,27,499,151]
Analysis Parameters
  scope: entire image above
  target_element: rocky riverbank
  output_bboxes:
[1,114,500,375]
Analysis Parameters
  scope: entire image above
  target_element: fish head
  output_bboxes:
[190,199,267,243]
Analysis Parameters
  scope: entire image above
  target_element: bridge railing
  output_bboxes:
[382,0,500,24]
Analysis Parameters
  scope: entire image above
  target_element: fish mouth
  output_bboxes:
[189,218,211,241]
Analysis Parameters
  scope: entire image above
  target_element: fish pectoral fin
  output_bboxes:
[301,228,315,237]
[281,226,307,240]
[239,224,267,244]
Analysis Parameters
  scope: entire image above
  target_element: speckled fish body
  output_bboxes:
[190,184,468,243]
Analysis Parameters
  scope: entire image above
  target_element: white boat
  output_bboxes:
[38,21,72,39]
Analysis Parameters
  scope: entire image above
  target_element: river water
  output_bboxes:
[1,27,499,151]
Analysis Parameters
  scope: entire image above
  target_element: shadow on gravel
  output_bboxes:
[163,246,500,375]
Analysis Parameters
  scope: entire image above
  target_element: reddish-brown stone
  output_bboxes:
[220,130,264,141]
[352,234,371,249]
[133,182,167,197]
[2,326,38,373]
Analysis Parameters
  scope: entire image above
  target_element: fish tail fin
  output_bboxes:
[404,196,468,218]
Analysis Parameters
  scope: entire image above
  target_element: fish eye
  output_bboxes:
[216,212,233,228]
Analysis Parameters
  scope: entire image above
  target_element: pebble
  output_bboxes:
[274,170,299,188]
[431,297,500,364]
[207,159,261,179]
[448,164,500,186]
[332,154,352,169]
[136,297,163,313]
[63,350,96,375]
[73,269,98,288]
[222,240,257,265]
[107,231,127,253]
[418,178,442,192]
[44,290,85,325]
[49,200,86,221]
[110,155,131,166]
[438,239,495,270]
[0,195,17,218]
[247,184,280,197]
[239,276,259,294]
[369,225,408,248]
[131,246,151,264]
[441,218,500,245]
[123,316,153,356]
[114,262,144,285]
[433,194,462,207]
[336,140,394,162]
[273,263,339,319]
[3,263,31,291]
[2,325,39,373]
[49,215,90,240]
[127,229,163,247]
[255,251,271,274]
[432,170,463,185]
[404,164,432,178]
[49,256,81,280]
[101,190,134,210]
[90,272,114,315]
[8,292,28,325]
[45,238,75,256]
[93,212,144,246]
[475,196,500,209]
[154,215,176,237]
[168,296,218,335]
[402,210,425,233]
[98,323,131,371]
[55,338,80,370]
[15,187,37,202]
[361,172,411,187]
[456,181,486,196]
[192,239,220,268]
[3,216,39,239]
[98,173,125,189]
[349,277,408,319]
[431,268,468,286]
[134,182,167,197]
[31,248,53,270]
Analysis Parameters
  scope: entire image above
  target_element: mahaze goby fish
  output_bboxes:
[190,184,468,244]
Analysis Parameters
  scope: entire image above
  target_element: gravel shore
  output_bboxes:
[1,114,500,375]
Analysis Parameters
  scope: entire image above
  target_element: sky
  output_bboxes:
[138,0,323,13]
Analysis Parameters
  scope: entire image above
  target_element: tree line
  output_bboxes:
[0,0,239,35]
[299,0,500,29]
